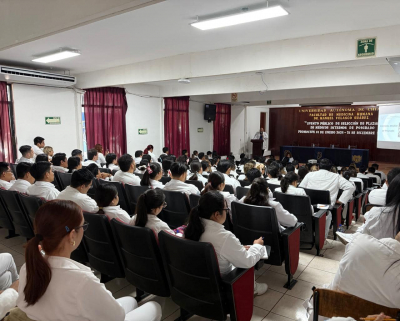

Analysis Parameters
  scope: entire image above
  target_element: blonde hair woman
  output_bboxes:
[43,146,53,161]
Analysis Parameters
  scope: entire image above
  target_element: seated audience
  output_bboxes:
[349,169,364,191]
[159,147,169,160]
[10,163,34,193]
[105,153,119,171]
[201,172,237,212]
[86,163,112,181]
[71,149,83,161]
[191,150,199,161]
[206,151,212,158]
[330,166,338,174]
[201,160,212,175]
[32,136,45,157]
[285,163,295,173]
[267,164,281,185]
[238,161,256,180]
[0,162,15,190]
[310,164,319,172]
[0,253,19,319]
[217,160,240,193]
[297,166,309,184]
[17,145,34,164]
[17,200,162,321]
[134,150,143,165]
[95,184,134,223]
[357,165,369,178]
[282,151,294,164]
[292,160,299,173]
[371,163,387,182]
[27,162,60,200]
[366,166,381,185]
[188,162,208,185]
[51,153,68,173]
[43,146,53,161]
[113,154,140,186]
[244,168,262,188]
[56,169,98,213]
[185,191,268,295]
[82,148,100,167]
[135,160,148,174]
[35,154,49,163]
[198,152,205,161]
[94,143,107,165]
[162,158,173,177]
[243,178,298,231]
[182,149,188,158]
[144,144,158,163]
[163,162,200,197]
[369,167,400,205]
[275,172,306,196]
[140,163,164,189]
[67,156,82,173]
[133,189,174,234]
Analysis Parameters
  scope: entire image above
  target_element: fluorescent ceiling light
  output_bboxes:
[191,6,288,30]
[32,49,80,63]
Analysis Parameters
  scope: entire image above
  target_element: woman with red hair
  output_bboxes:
[143,144,158,163]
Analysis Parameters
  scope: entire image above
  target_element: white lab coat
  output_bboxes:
[357,173,369,179]
[188,173,208,185]
[366,173,381,185]
[375,170,387,181]
[16,157,34,164]
[131,214,174,235]
[220,191,237,212]
[96,153,106,165]
[104,164,120,172]
[275,185,307,196]
[82,160,100,167]
[199,218,265,274]
[327,234,400,308]
[134,157,142,165]
[9,179,31,194]
[0,179,13,190]
[103,205,135,225]
[253,132,268,151]
[349,177,363,191]
[52,166,68,173]
[223,173,240,194]
[32,145,44,156]
[368,188,386,205]
[57,186,99,213]
[148,151,158,163]
[112,171,140,186]
[149,179,164,189]
[27,181,60,200]
[357,206,398,239]
[0,288,18,319]
[267,178,281,186]
[163,179,200,197]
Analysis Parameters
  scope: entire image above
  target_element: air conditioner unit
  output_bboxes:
[0,66,76,87]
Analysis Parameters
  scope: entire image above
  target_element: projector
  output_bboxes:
[178,78,191,84]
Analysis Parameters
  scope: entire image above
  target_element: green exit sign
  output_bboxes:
[45,117,61,125]
[357,38,376,58]
[138,128,148,135]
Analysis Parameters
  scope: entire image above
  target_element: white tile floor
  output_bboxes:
[0,218,363,321]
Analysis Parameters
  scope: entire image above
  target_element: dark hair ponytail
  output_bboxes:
[24,200,82,306]
[94,184,118,210]
[201,171,225,195]
[189,162,201,181]
[280,172,299,193]
[105,153,117,168]
[184,191,225,241]
[140,163,162,186]
[135,189,165,227]
[243,178,270,206]
[385,174,400,235]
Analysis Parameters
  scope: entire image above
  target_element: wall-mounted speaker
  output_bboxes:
[204,104,216,122]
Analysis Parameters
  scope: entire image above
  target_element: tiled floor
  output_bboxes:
[0,218,363,321]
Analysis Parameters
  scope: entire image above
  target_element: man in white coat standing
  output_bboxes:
[253,128,268,156]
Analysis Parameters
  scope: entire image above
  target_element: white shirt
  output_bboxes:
[102,205,135,225]
[9,179,31,194]
[267,177,281,186]
[0,288,18,319]
[96,153,106,165]
[327,234,400,308]
[0,179,13,190]
[16,157,34,164]
[237,174,246,181]
[357,173,369,179]
[112,171,140,186]
[199,218,265,274]
[253,132,268,150]
[349,177,363,191]
[366,173,381,185]
[57,186,99,213]
[103,164,120,172]
[149,179,164,189]
[32,145,44,156]
[27,181,60,200]
[368,188,386,205]
[134,157,142,165]
[275,185,307,196]
[17,257,125,321]
[163,179,200,197]
[52,166,68,173]
[148,151,158,163]
[131,214,174,235]
[188,173,208,185]
[223,173,240,194]
[299,169,355,206]
[82,160,100,167]
[220,191,237,212]
[375,170,387,181]
[356,206,398,240]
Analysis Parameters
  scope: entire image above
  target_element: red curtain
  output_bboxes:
[164,97,190,157]
[83,87,128,156]
[213,103,231,156]
[0,82,13,163]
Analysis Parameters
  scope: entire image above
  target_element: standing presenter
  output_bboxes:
[254,128,268,156]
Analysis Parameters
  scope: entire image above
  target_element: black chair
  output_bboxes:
[189,194,200,210]
[231,201,302,289]
[99,167,112,174]
[98,180,133,214]
[52,174,62,191]
[56,172,72,190]
[274,192,327,256]
[267,183,279,193]
[352,181,363,222]
[111,219,170,301]
[17,193,44,223]
[363,203,382,213]
[223,184,234,194]
[185,180,203,192]
[159,190,190,229]
[82,212,125,282]
[374,172,382,178]
[9,164,17,178]
[160,176,171,185]
[239,180,251,187]
[100,163,107,168]
[87,178,99,200]
[0,190,34,239]
[159,230,255,321]
[136,173,144,180]
[124,185,150,214]
[236,186,249,200]
[0,191,17,239]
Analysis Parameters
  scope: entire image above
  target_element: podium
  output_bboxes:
[251,139,264,157]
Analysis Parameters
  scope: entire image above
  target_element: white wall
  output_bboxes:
[124,84,163,157]
[13,84,82,158]
[189,100,213,154]
[230,105,246,159]
[245,106,270,155]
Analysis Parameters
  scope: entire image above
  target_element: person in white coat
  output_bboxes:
[266,164,281,186]
[56,169,99,213]
[275,172,307,196]
[187,162,208,186]
[164,162,200,197]
[27,162,60,201]
[94,144,107,165]
[299,158,355,238]
[184,191,268,296]
[144,144,158,164]
[112,154,140,186]
[0,162,15,190]
[9,163,34,194]
[217,160,240,195]
[82,148,100,167]
[16,145,35,164]
[253,128,268,155]
[67,156,82,174]
[140,162,164,189]
[17,200,162,321]
[51,153,69,173]
[0,253,19,319]
[32,136,45,157]
[371,163,387,182]
[104,153,120,172]
[131,189,175,235]
[368,167,400,206]
[366,167,381,185]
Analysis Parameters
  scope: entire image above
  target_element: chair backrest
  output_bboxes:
[189,193,200,209]
[124,184,150,214]
[185,180,203,192]
[274,192,314,243]
[236,186,249,200]
[9,164,17,178]
[99,167,112,174]
[267,183,279,193]
[239,180,251,187]
[313,288,399,321]
[112,169,119,176]
[56,172,72,190]
[374,172,382,178]
[368,176,376,184]
[17,193,44,224]
[86,178,98,199]
[353,181,362,194]
[0,190,15,231]
[82,212,125,278]
[98,180,132,214]
[52,175,62,191]
[231,201,283,266]
[223,184,234,194]
[0,190,34,238]
[159,190,190,229]
[158,231,226,320]
[360,177,370,189]
[160,176,171,185]
[303,188,331,205]
[110,219,170,297]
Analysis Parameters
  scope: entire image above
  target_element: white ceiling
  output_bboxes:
[1,0,400,75]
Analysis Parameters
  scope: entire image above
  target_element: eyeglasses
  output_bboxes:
[163,202,168,208]
[75,221,89,232]
[222,208,230,216]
